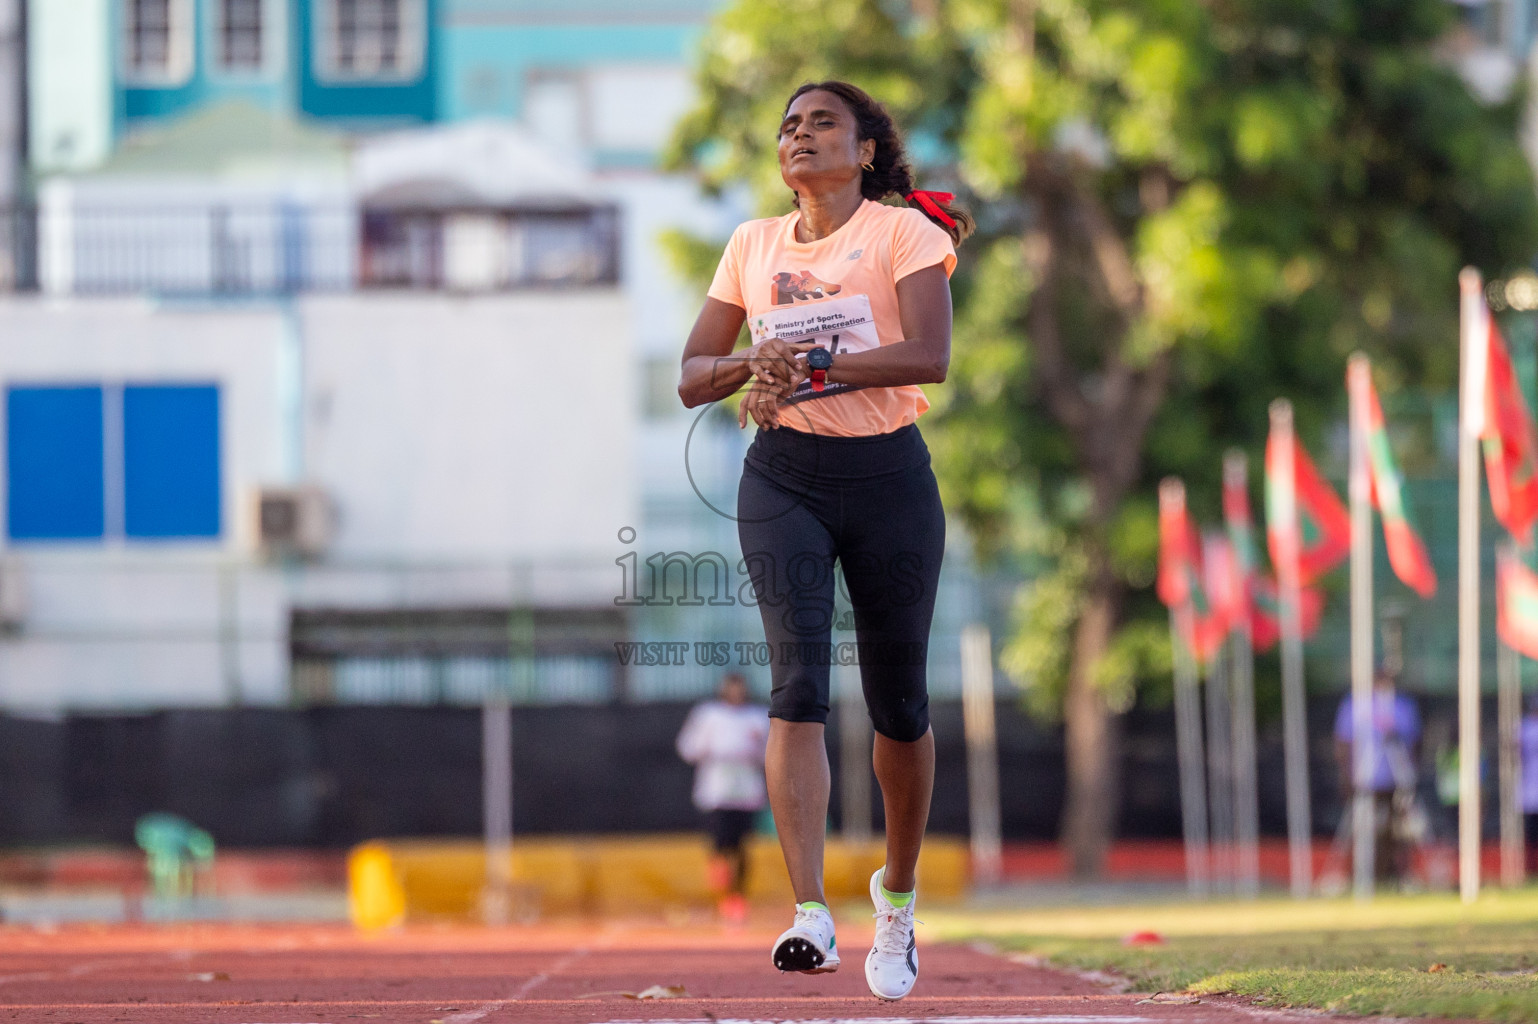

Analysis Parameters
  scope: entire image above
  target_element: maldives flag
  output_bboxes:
[1157,480,1228,664]
[1158,479,1199,610]
[1265,427,1351,585]
[1202,532,1243,652]
[1249,575,1326,652]
[1498,548,1538,658]
[1482,318,1538,544]
[1348,357,1438,598]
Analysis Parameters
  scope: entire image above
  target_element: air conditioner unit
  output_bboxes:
[0,557,25,631]
[253,486,334,560]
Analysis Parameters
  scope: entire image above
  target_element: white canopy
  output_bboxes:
[352,120,600,209]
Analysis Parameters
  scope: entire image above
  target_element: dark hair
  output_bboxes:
[782,80,974,246]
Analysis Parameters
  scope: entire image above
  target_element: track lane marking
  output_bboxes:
[588,1018,1155,1024]
[439,943,596,1022]
[0,995,1158,1010]
[0,953,184,986]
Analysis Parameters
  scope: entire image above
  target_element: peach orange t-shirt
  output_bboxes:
[706,199,957,438]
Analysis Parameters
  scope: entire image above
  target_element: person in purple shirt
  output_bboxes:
[1334,668,1421,883]
[1520,694,1538,874]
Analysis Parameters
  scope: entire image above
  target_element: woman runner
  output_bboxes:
[678,79,972,1001]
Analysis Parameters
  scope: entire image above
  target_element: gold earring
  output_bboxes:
[860,161,874,171]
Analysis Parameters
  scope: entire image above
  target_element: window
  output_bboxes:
[316,0,425,81]
[216,0,265,71]
[4,383,220,542]
[360,207,619,291]
[288,607,625,706]
[121,0,192,84]
[587,67,693,153]
[123,385,221,538]
[5,386,105,540]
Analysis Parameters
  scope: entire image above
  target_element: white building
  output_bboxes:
[0,84,760,713]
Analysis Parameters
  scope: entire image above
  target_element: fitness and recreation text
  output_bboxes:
[747,293,879,403]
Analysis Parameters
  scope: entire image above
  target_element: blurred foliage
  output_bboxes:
[665,0,1538,859]
[656,228,732,297]
[934,0,1538,725]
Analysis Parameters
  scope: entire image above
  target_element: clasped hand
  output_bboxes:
[737,339,815,430]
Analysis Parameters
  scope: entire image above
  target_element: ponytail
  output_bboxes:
[903,189,975,246]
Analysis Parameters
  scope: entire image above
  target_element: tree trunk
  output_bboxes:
[1021,160,1169,878]
[1060,557,1122,877]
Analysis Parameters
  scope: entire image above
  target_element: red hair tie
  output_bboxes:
[904,189,957,228]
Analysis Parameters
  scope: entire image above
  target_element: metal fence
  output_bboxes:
[0,552,1021,714]
[1,202,620,296]
[0,205,35,291]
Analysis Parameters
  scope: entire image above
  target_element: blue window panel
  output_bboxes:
[123,385,221,539]
[5,386,106,540]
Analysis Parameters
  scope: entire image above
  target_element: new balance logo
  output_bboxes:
[845,248,864,261]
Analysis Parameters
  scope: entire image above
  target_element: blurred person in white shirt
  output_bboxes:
[677,672,770,922]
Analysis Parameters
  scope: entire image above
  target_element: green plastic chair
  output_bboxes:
[134,813,215,900]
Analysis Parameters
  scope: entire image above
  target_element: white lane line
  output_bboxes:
[587,1018,1155,1024]
[0,954,178,986]
[438,946,593,1023]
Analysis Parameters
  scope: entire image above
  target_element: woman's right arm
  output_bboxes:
[678,297,751,408]
[678,299,815,426]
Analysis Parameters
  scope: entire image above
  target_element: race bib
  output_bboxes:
[747,294,879,403]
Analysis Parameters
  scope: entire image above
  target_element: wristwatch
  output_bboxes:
[807,346,833,392]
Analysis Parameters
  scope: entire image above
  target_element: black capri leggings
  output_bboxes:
[736,423,945,742]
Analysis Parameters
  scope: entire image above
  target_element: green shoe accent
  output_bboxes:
[797,900,829,913]
[880,885,914,908]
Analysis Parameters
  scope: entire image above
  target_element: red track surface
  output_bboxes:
[0,918,1368,1024]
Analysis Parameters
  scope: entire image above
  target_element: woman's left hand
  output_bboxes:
[738,380,785,430]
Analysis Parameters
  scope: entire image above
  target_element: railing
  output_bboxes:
[0,552,1017,712]
[2,202,620,296]
[0,205,36,291]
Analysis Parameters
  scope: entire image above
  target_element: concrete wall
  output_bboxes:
[0,289,636,712]
[301,290,636,559]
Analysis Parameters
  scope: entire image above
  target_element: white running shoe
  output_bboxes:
[865,867,918,1000]
[771,903,840,974]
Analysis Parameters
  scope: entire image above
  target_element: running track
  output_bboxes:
[0,919,1359,1024]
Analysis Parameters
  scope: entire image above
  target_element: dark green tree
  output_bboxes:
[666,0,1538,875]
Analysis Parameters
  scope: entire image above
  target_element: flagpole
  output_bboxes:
[1174,604,1211,899]
[1163,478,1210,898]
[1204,633,1235,893]
[1225,451,1262,898]
[1270,400,1314,899]
[1459,267,1485,904]
[1347,354,1377,902]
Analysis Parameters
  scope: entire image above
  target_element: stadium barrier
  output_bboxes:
[348,834,969,927]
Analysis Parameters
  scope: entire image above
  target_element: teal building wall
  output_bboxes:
[115,0,720,138]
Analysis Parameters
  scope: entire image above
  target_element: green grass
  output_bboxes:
[929,889,1538,1021]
